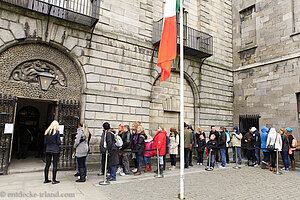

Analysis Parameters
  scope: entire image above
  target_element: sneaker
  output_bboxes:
[97,172,104,176]
[116,167,122,174]
[254,164,260,168]
[196,163,200,165]
[120,172,126,176]
[210,167,214,170]
[131,168,137,173]
[200,163,203,166]
[219,166,226,169]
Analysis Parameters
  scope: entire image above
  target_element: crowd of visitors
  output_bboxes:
[42,120,298,183]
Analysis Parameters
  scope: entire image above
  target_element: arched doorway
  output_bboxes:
[150,72,195,135]
[0,43,83,174]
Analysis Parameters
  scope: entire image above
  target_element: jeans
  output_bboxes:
[282,150,289,169]
[225,147,229,163]
[232,147,242,163]
[76,156,87,177]
[270,151,276,168]
[159,156,164,165]
[262,152,270,163]
[189,149,193,165]
[207,153,215,168]
[110,165,116,180]
[136,155,143,167]
[170,154,176,166]
[197,151,204,164]
[255,148,261,165]
[184,148,190,168]
[44,153,59,181]
[220,148,226,167]
[144,156,151,165]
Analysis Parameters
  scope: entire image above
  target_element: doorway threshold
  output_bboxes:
[8,157,45,174]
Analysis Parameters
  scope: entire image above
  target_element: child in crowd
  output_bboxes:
[196,134,206,165]
[143,133,153,172]
[205,134,217,170]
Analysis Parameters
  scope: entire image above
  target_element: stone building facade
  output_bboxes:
[0,0,233,170]
[232,0,300,142]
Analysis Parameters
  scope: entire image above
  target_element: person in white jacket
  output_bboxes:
[266,128,282,172]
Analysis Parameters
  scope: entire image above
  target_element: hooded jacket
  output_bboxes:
[143,137,153,157]
[169,133,179,155]
[218,131,227,148]
[133,132,147,156]
[231,126,242,147]
[266,128,282,151]
[74,127,89,157]
[152,130,167,156]
[44,130,61,153]
[252,129,261,148]
[260,126,269,152]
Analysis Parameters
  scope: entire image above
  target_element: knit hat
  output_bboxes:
[103,122,111,130]
[286,127,293,132]
[251,127,257,132]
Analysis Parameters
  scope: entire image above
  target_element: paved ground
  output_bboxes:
[1,163,299,200]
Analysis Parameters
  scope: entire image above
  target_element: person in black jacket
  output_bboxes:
[209,126,220,162]
[196,133,206,165]
[218,126,227,168]
[195,126,206,165]
[133,125,146,175]
[121,125,132,175]
[188,125,196,167]
[251,127,261,167]
[103,122,119,181]
[205,134,217,170]
[44,120,61,184]
[98,129,107,176]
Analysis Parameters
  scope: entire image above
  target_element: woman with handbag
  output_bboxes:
[280,128,290,171]
[286,127,298,171]
[74,123,90,182]
[266,128,282,172]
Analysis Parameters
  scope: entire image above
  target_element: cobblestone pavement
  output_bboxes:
[1,163,299,200]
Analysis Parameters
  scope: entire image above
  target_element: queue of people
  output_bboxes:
[43,120,298,184]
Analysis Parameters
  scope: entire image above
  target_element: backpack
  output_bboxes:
[114,133,123,148]
[291,134,298,148]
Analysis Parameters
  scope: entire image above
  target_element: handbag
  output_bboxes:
[267,134,277,151]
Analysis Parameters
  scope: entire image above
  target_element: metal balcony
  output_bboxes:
[0,0,100,27]
[153,19,213,59]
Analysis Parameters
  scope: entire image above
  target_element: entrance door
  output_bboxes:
[0,94,17,175]
[9,98,57,173]
[57,100,80,170]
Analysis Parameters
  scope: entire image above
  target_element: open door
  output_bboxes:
[0,94,17,174]
[57,100,80,170]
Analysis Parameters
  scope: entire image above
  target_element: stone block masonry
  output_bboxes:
[0,0,234,160]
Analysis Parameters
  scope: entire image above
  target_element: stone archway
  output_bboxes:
[0,42,83,173]
[150,72,195,135]
[0,43,82,100]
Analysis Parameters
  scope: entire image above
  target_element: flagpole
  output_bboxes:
[179,0,184,199]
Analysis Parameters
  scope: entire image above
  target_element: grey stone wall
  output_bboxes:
[233,0,300,141]
[0,0,234,162]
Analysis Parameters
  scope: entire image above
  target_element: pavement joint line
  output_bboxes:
[93,166,232,186]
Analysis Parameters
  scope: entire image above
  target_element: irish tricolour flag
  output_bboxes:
[157,0,182,82]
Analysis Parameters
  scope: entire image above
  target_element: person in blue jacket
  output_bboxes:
[260,126,269,169]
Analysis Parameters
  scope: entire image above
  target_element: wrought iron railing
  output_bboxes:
[0,0,100,27]
[152,19,213,58]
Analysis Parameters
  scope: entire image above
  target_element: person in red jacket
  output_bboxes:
[152,126,167,176]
